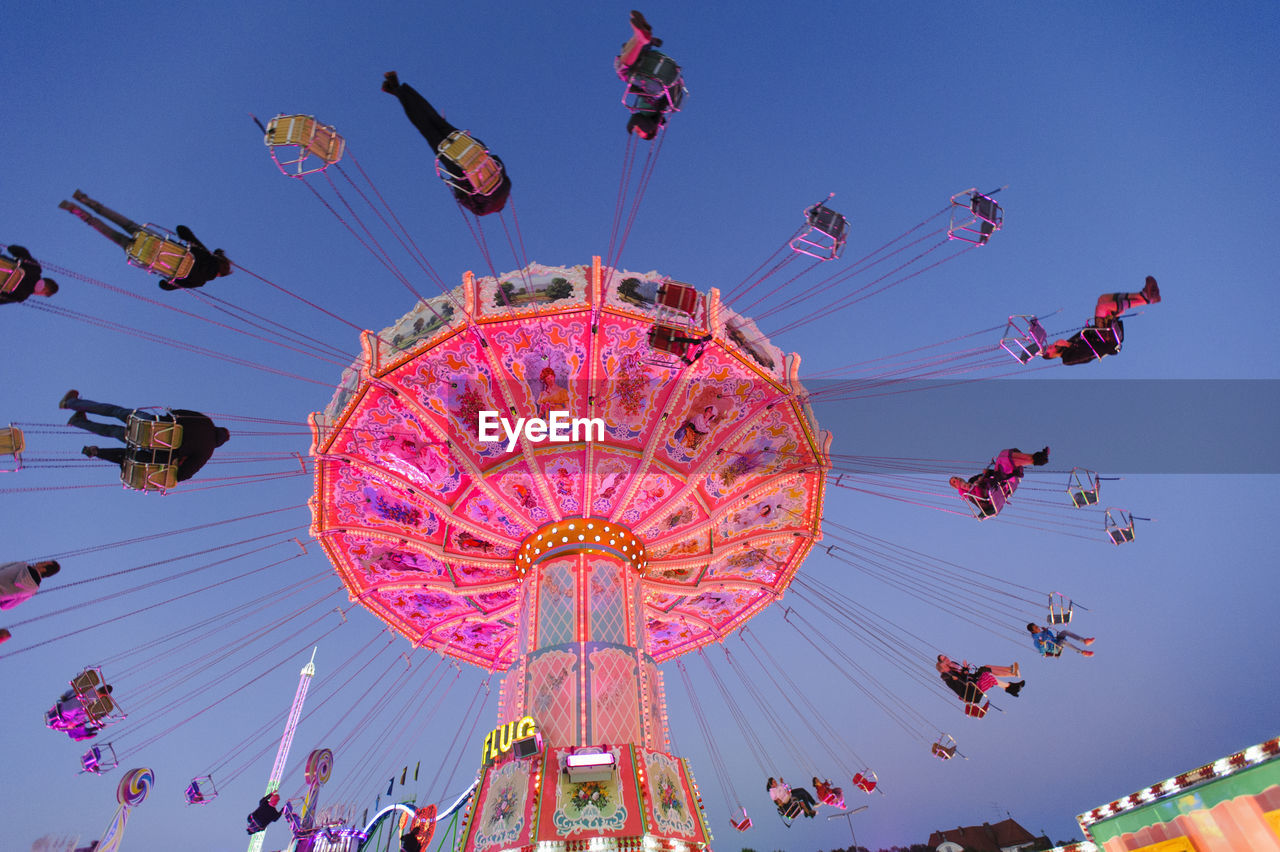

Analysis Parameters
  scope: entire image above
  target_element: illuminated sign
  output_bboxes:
[481,716,539,764]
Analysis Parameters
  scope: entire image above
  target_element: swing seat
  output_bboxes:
[790,202,849,261]
[1105,508,1136,545]
[948,188,1004,245]
[731,808,752,831]
[961,679,990,716]
[121,459,180,493]
[1047,592,1074,625]
[1082,323,1123,360]
[931,742,957,760]
[1001,315,1048,363]
[186,776,218,805]
[81,743,118,774]
[83,694,117,725]
[126,229,196,280]
[1067,467,1100,507]
[623,50,686,114]
[264,114,346,177]
[656,281,700,316]
[436,131,504,197]
[0,426,25,472]
[852,771,877,794]
[126,415,183,450]
[71,668,102,698]
[648,323,698,358]
[778,799,806,820]
[0,256,26,294]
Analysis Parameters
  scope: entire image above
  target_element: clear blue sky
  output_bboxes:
[2,3,1278,851]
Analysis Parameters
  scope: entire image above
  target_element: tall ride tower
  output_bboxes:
[246,647,317,852]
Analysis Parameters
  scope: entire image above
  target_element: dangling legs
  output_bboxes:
[382,75,458,152]
[616,11,657,77]
[60,393,150,443]
[71,191,143,235]
[1054,630,1095,655]
[58,202,135,250]
[1095,276,1161,320]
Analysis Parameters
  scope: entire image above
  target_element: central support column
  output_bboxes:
[497,519,668,752]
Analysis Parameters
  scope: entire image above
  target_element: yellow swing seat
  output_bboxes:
[436,131,504,197]
[126,229,195,280]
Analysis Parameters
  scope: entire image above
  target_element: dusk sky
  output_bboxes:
[2,3,1277,851]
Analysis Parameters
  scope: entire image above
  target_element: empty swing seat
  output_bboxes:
[852,771,877,794]
[436,131,504,197]
[1067,467,1100,507]
[1001,315,1048,363]
[126,230,195,280]
[948,188,1004,245]
[791,202,849,261]
[1047,592,1074,625]
[126,415,183,450]
[731,808,752,831]
[0,257,26,295]
[623,50,686,114]
[1105,508,1136,545]
[931,742,957,760]
[264,114,346,176]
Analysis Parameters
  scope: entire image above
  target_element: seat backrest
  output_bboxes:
[0,427,25,457]
[121,460,180,492]
[128,232,196,280]
[267,115,317,147]
[656,282,699,315]
[437,132,503,196]
[126,416,183,450]
[305,124,345,163]
[84,695,115,722]
[0,257,25,294]
[71,669,102,695]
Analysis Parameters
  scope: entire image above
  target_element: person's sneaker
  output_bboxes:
[73,189,88,202]
[630,10,652,34]
[1142,275,1161,303]
[649,36,664,47]
[59,389,80,409]
[81,446,99,458]
[381,71,400,94]
[0,628,10,645]
[67,412,87,426]
[1032,447,1050,466]
[1083,637,1095,645]
[1006,680,1024,697]
[1081,650,1095,657]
